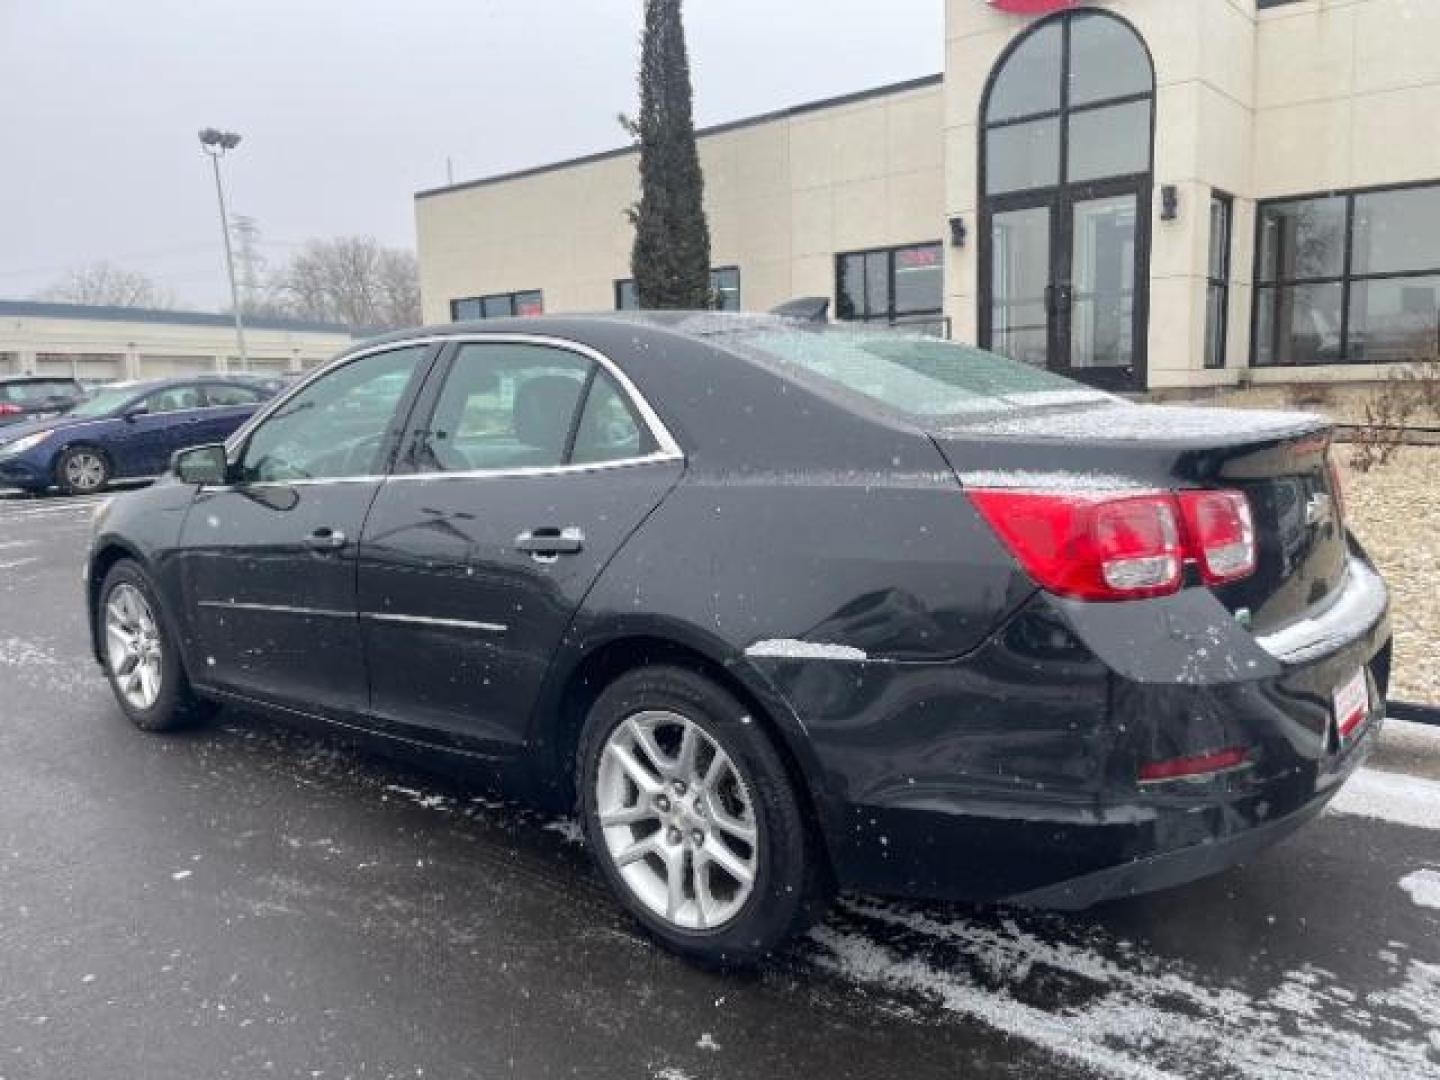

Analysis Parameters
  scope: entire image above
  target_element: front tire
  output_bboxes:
[57,445,110,495]
[98,560,214,733]
[578,665,830,966]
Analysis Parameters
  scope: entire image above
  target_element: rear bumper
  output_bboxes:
[749,555,1392,907]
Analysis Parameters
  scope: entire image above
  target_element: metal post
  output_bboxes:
[208,151,249,371]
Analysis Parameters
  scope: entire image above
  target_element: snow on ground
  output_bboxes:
[1328,768,1440,830]
[1399,870,1440,911]
[808,898,1440,1080]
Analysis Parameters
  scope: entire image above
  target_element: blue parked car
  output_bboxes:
[0,376,274,495]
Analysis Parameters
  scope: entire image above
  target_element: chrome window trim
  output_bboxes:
[197,600,354,619]
[222,332,685,471]
[362,612,507,634]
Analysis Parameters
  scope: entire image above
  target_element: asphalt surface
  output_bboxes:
[0,488,1437,1080]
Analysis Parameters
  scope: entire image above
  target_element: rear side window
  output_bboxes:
[419,343,591,473]
[204,384,263,407]
[571,371,650,465]
[734,328,1112,418]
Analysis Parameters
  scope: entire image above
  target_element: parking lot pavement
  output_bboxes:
[0,491,1437,1080]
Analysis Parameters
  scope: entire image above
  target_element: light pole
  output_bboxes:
[198,127,249,370]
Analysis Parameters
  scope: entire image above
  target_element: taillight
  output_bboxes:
[1138,746,1250,783]
[969,486,1258,601]
[1177,490,1255,585]
[967,490,1183,601]
[0,403,19,416]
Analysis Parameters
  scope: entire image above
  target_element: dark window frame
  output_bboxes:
[1205,191,1233,369]
[834,241,946,335]
[450,290,544,322]
[1250,178,1440,367]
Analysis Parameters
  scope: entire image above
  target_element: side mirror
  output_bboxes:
[123,405,149,422]
[172,443,230,486]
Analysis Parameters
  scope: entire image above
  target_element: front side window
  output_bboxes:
[239,346,426,483]
[142,385,205,414]
[1255,183,1440,366]
[836,243,944,334]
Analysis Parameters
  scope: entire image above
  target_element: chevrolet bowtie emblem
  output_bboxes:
[1305,491,1334,527]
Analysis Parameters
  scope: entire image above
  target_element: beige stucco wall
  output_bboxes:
[0,314,355,381]
[415,81,947,324]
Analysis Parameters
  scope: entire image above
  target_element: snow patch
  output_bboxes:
[959,469,1148,491]
[811,898,1440,1079]
[1399,869,1440,910]
[543,818,585,845]
[745,639,867,662]
[1328,769,1440,831]
[955,402,1326,443]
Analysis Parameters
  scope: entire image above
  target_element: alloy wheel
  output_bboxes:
[104,583,163,710]
[64,451,106,492]
[595,710,759,931]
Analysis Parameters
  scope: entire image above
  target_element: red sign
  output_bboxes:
[989,0,1078,13]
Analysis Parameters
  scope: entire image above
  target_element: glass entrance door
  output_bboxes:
[988,202,1053,371]
[1060,188,1141,389]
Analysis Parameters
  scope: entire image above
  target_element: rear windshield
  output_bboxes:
[730,327,1113,419]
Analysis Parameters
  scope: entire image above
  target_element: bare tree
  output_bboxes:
[269,237,421,328]
[36,262,177,309]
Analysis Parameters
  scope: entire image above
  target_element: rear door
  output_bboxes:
[357,337,683,754]
[196,382,267,445]
[176,345,435,716]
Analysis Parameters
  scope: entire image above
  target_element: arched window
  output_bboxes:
[979,12,1155,389]
[982,11,1154,196]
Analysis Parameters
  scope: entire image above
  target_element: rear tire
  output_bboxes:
[577,665,831,967]
[98,560,215,733]
[57,445,110,495]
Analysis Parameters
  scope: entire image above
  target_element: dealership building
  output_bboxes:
[415,0,1440,395]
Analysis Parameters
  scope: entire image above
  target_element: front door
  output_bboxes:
[984,181,1147,393]
[177,344,434,716]
[357,338,682,755]
[977,8,1155,390]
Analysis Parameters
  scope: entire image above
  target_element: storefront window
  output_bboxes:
[1255,183,1440,366]
[614,268,742,311]
[835,242,945,335]
[451,290,543,321]
[1205,193,1232,369]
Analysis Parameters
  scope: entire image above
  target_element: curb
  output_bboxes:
[1389,699,1440,727]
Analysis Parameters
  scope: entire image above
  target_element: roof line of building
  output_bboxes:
[415,72,944,200]
[0,298,364,336]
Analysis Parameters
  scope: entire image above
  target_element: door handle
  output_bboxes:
[304,527,347,552]
[515,526,584,558]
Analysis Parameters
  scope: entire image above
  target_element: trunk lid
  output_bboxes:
[931,402,1345,635]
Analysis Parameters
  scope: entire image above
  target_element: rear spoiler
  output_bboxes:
[769,297,830,324]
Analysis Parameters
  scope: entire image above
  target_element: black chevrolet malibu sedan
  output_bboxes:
[85,313,1391,965]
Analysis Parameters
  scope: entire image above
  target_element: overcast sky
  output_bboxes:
[0,1,942,311]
